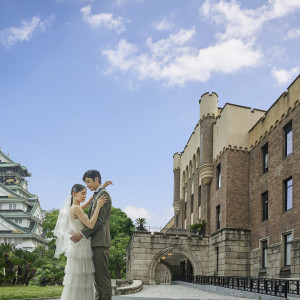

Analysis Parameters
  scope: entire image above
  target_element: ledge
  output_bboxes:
[113,280,143,295]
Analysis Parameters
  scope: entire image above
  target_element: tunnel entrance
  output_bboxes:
[154,252,194,284]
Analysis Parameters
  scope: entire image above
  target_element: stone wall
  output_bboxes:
[127,228,252,284]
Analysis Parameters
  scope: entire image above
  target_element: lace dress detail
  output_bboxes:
[60,218,95,300]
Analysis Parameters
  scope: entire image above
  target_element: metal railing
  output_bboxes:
[172,275,300,298]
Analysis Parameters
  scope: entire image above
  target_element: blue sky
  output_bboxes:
[1,0,300,228]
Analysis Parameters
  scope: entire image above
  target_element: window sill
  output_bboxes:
[280,266,291,272]
[259,269,267,275]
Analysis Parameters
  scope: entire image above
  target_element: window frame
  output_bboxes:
[284,177,293,211]
[262,191,268,221]
[217,164,221,189]
[284,121,292,157]
[284,233,292,267]
[216,247,219,273]
[261,240,268,269]
[262,143,269,173]
[216,205,220,230]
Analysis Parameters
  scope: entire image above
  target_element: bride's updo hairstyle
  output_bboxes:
[70,184,86,206]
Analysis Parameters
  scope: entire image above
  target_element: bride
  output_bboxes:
[54,182,111,300]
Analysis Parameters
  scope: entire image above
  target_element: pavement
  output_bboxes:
[25,283,299,300]
[113,284,254,299]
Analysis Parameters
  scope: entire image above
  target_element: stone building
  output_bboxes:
[0,150,48,251]
[127,75,300,283]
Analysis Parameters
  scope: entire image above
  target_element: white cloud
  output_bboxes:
[153,18,173,31]
[114,0,144,7]
[123,205,152,221]
[199,0,300,42]
[103,30,261,86]
[286,28,300,39]
[102,0,300,86]
[0,16,54,48]
[271,67,300,85]
[123,205,173,228]
[81,5,126,33]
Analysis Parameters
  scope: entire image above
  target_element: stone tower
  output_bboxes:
[198,92,218,235]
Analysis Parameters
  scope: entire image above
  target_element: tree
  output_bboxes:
[108,207,134,278]
[110,207,135,240]
[109,234,130,279]
[135,217,147,231]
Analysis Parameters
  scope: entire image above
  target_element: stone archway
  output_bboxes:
[149,247,202,284]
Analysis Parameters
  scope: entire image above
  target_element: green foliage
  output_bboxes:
[0,244,41,286]
[110,207,135,240]
[1,205,134,287]
[135,217,147,231]
[42,209,60,250]
[31,246,66,286]
[0,285,63,300]
[190,220,206,230]
[108,207,134,278]
[109,234,130,279]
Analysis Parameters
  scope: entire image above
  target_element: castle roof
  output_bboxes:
[0,150,31,177]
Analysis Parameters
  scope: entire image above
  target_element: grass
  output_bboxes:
[0,285,63,300]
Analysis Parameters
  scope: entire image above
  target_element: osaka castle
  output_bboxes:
[0,149,48,251]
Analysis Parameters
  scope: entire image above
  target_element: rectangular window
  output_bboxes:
[216,247,219,272]
[190,194,194,225]
[217,164,221,189]
[262,191,268,221]
[9,203,16,210]
[198,186,201,206]
[216,205,220,230]
[284,233,292,266]
[198,186,201,219]
[262,143,268,173]
[284,177,293,211]
[285,122,292,157]
[262,240,268,269]
[184,201,187,221]
[175,215,178,227]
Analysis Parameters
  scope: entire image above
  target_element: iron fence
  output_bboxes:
[172,275,300,298]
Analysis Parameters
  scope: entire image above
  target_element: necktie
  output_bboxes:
[88,189,103,219]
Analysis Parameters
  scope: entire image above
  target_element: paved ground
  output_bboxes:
[114,284,254,300]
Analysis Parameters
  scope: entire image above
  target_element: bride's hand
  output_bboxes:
[102,180,113,188]
[97,195,107,208]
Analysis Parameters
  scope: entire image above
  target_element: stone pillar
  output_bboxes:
[173,153,181,227]
[199,92,218,235]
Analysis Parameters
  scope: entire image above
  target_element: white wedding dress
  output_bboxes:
[60,218,95,300]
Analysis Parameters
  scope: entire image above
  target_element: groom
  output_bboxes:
[70,169,112,300]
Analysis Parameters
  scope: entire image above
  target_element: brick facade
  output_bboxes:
[127,75,300,283]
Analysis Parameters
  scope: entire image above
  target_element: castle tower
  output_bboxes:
[173,153,181,227]
[0,149,48,251]
[199,92,218,235]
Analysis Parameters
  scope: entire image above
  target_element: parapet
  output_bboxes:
[199,92,218,120]
[173,152,181,171]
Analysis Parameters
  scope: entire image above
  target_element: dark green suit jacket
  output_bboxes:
[81,189,112,248]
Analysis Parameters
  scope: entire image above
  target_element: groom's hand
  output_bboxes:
[102,180,113,188]
[70,232,83,243]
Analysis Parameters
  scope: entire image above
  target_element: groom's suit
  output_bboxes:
[82,188,112,300]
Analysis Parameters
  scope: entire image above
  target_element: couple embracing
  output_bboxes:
[54,169,113,300]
